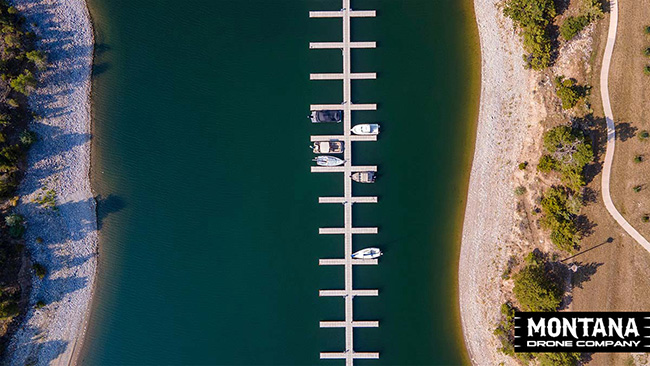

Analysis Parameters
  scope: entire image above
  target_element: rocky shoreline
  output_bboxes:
[458,0,532,364]
[5,0,96,364]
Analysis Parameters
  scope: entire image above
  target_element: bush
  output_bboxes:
[646,25,650,34]
[640,130,650,140]
[645,66,650,75]
[4,213,24,238]
[513,255,563,311]
[515,186,526,195]
[538,154,556,172]
[634,185,643,193]
[554,76,587,109]
[560,15,590,40]
[541,187,580,252]
[537,352,581,366]
[25,50,46,70]
[634,155,643,163]
[9,70,36,95]
[35,300,45,309]
[642,215,649,223]
[518,161,528,170]
[0,300,18,318]
[541,126,594,190]
[19,130,36,146]
[503,0,556,70]
[32,262,46,279]
[645,48,650,57]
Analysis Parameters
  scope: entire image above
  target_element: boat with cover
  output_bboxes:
[351,171,376,183]
[312,140,343,154]
[351,123,380,135]
[310,110,342,123]
[314,155,344,166]
[351,247,382,259]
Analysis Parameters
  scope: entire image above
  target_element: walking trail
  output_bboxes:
[599,0,650,251]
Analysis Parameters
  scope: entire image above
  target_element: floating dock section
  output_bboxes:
[309,2,379,365]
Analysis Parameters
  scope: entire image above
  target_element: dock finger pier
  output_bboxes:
[309,1,380,365]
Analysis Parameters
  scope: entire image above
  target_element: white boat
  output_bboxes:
[351,171,376,183]
[314,155,344,166]
[351,247,382,259]
[351,124,380,135]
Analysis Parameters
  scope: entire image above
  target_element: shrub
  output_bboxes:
[3,33,20,48]
[537,352,581,366]
[646,25,650,34]
[6,6,17,15]
[9,70,36,95]
[19,130,36,146]
[0,300,18,319]
[518,161,528,170]
[634,185,643,193]
[35,236,43,243]
[32,262,46,279]
[542,126,594,190]
[513,255,563,311]
[645,48,650,57]
[515,186,526,195]
[554,76,587,109]
[538,154,556,172]
[25,50,46,70]
[35,300,45,309]
[634,155,643,163]
[4,213,24,238]
[503,0,556,70]
[645,66,650,75]
[6,98,18,108]
[640,130,650,140]
[560,15,590,40]
[642,215,649,223]
[541,187,580,252]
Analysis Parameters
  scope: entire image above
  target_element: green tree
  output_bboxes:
[542,125,594,190]
[10,70,36,95]
[25,50,46,70]
[4,213,24,238]
[560,15,590,40]
[554,76,587,109]
[503,0,556,69]
[537,352,581,366]
[513,258,563,312]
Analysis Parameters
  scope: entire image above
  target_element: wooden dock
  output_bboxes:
[310,2,379,365]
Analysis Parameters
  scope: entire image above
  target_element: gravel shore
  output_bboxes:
[5,0,96,365]
[458,0,533,364]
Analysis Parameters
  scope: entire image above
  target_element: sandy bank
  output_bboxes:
[5,0,96,365]
[458,0,533,364]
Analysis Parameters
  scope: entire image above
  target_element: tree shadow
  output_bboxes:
[96,194,126,230]
[576,214,597,238]
[616,122,638,141]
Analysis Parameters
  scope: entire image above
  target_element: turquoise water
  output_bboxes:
[80,0,477,364]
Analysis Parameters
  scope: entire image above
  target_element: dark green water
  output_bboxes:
[80,0,478,364]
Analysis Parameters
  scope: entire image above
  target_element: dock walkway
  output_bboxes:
[309,2,379,365]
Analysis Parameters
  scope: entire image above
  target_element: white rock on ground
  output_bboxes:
[458,0,532,365]
[5,0,97,365]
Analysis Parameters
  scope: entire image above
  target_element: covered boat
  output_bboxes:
[314,155,344,166]
[310,110,342,123]
[351,248,382,259]
[351,123,380,135]
[351,171,376,183]
[312,140,343,154]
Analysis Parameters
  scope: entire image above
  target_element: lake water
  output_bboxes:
[79,0,478,364]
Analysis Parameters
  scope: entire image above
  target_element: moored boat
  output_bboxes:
[351,247,382,259]
[314,155,344,166]
[312,140,344,154]
[310,110,342,123]
[351,123,380,135]
[351,171,376,183]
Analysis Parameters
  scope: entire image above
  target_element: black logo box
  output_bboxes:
[514,312,650,353]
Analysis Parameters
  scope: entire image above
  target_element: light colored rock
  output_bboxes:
[6,0,96,365]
